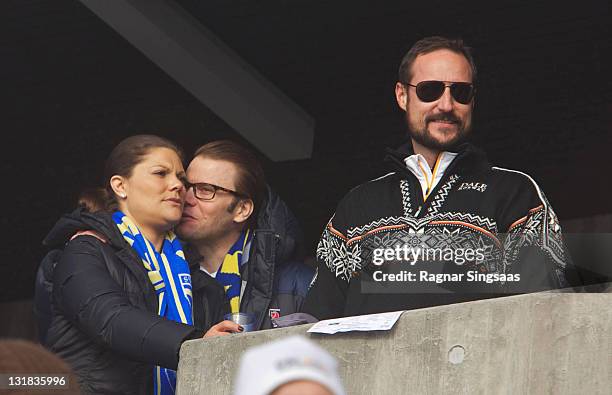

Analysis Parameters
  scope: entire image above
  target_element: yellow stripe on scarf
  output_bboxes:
[229,297,240,313]
[142,259,152,271]
[219,252,240,274]
[220,253,240,313]
[160,253,188,324]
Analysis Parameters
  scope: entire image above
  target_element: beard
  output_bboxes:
[406,110,471,151]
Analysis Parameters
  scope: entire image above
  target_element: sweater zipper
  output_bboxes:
[406,152,466,218]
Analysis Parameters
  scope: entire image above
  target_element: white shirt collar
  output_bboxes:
[404,151,458,200]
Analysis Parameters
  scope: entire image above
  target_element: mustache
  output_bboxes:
[426,112,461,124]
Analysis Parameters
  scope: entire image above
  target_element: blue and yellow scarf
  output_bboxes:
[113,211,193,395]
[214,229,252,313]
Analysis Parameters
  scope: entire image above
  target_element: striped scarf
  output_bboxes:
[214,229,252,313]
[113,211,193,395]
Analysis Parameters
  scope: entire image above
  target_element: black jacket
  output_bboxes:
[34,249,61,344]
[43,208,221,395]
[303,143,577,320]
[186,187,315,330]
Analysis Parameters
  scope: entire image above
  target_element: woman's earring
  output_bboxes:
[119,193,126,199]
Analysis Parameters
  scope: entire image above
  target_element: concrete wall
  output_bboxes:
[177,292,612,394]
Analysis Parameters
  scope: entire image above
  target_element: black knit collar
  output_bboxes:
[384,141,490,176]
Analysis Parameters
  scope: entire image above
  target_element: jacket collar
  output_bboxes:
[385,141,490,176]
[44,207,129,250]
[43,207,158,310]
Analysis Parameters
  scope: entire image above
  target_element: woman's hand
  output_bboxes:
[203,320,243,338]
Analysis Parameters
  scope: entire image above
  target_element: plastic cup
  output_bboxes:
[224,312,256,332]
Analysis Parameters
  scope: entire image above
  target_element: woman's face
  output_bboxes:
[116,147,186,233]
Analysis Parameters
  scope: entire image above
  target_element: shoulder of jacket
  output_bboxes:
[62,232,113,258]
[491,167,545,193]
[70,230,108,243]
[342,172,398,201]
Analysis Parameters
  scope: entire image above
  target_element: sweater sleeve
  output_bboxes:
[496,172,576,291]
[52,236,203,370]
[302,208,355,320]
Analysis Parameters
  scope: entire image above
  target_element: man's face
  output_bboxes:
[175,156,241,243]
[395,49,474,150]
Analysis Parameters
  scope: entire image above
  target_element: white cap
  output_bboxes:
[233,336,345,395]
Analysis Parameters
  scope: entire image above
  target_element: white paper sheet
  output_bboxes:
[307,311,404,334]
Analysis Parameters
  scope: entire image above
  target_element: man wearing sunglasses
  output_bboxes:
[302,36,576,320]
[176,140,314,330]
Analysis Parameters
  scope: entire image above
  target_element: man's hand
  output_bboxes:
[203,320,243,338]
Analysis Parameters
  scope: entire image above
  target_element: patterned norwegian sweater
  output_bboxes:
[303,143,573,320]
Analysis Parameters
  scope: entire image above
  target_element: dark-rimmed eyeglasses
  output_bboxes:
[401,80,475,104]
[186,181,247,201]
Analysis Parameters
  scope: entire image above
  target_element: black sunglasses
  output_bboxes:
[401,80,475,104]
[186,181,247,201]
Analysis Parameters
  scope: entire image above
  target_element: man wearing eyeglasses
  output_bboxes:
[302,36,577,320]
[176,140,314,330]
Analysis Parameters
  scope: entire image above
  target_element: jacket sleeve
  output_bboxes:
[497,172,577,291]
[53,236,203,370]
[301,212,353,320]
[34,249,61,344]
[190,269,230,332]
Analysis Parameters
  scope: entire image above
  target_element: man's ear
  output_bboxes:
[395,82,408,111]
[110,175,127,199]
[232,199,254,225]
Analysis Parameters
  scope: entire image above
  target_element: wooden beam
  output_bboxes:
[79,0,314,161]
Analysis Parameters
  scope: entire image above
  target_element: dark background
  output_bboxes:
[1,0,610,303]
